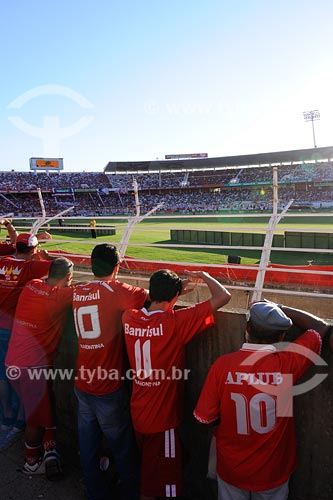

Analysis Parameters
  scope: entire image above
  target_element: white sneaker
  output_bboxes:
[100,456,110,471]
[21,459,45,475]
[44,449,63,481]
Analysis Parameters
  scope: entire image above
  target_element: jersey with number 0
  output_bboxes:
[0,256,51,330]
[122,300,214,433]
[194,330,322,491]
[73,280,147,395]
[5,279,73,368]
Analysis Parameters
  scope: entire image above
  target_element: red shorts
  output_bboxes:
[9,368,55,427]
[135,427,184,498]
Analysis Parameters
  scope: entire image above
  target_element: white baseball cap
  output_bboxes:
[16,233,39,248]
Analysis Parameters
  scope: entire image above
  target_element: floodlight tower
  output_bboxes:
[303,109,320,148]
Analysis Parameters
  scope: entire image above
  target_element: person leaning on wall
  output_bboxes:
[194,300,330,500]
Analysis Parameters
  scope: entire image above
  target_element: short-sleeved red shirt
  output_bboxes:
[73,280,147,395]
[122,300,214,433]
[5,279,73,367]
[194,330,322,491]
[0,256,51,330]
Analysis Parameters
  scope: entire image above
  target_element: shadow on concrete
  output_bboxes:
[0,435,86,500]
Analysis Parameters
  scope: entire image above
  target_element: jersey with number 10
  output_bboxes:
[73,280,147,395]
[194,330,321,491]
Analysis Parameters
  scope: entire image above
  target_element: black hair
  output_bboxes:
[48,257,74,280]
[149,269,182,303]
[247,320,284,344]
[91,243,120,277]
[15,242,33,254]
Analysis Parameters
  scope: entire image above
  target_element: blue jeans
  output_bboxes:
[0,329,23,429]
[74,385,139,500]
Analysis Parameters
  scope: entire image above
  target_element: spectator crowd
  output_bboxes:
[1,161,333,217]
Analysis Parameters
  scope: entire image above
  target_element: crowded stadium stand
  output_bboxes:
[1,146,333,216]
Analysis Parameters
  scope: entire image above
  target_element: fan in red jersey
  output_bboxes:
[194,301,330,500]
[5,257,75,478]
[0,218,52,256]
[0,232,56,450]
[73,243,149,500]
[122,268,231,499]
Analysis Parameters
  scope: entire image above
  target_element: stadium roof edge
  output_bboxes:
[104,146,333,173]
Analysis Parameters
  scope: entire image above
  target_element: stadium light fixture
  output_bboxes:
[303,109,320,148]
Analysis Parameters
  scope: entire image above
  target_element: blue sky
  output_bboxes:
[1,0,333,172]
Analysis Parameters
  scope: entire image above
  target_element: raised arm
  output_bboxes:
[278,304,330,339]
[36,231,52,242]
[32,249,59,261]
[0,218,18,244]
[184,270,231,311]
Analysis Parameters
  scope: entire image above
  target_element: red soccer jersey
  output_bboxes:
[73,280,147,395]
[122,300,214,433]
[5,279,73,368]
[194,330,322,491]
[0,243,15,256]
[0,256,51,330]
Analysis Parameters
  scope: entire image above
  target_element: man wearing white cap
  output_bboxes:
[0,218,52,257]
[194,301,330,500]
[0,233,56,450]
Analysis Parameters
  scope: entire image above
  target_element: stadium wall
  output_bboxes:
[54,280,333,500]
[171,228,333,249]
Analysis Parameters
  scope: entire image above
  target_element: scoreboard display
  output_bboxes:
[165,153,208,160]
[29,158,64,171]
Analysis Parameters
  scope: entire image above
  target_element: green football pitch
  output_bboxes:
[12,214,333,266]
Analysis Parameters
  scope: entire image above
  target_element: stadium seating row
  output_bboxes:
[0,161,332,216]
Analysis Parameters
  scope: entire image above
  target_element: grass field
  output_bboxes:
[10,213,333,266]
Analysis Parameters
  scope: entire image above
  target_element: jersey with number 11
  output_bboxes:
[122,300,214,433]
